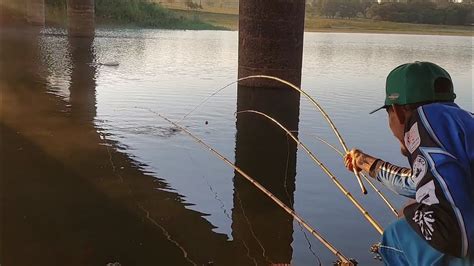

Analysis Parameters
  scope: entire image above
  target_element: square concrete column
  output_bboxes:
[26,0,45,26]
[67,0,95,37]
[238,0,306,88]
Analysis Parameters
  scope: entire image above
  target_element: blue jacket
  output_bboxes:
[373,102,473,258]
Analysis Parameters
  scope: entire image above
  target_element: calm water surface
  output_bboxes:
[2,27,472,265]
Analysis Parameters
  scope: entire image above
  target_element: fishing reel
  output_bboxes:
[370,243,383,261]
[333,242,383,265]
[333,258,358,266]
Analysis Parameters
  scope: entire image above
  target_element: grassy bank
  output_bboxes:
[173,8,473,36]
[95,0,225,30]
[306,16,474,36]
[45,0,224,30]
[173,10,238,31]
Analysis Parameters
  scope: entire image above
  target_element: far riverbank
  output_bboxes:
[173,9,473,36]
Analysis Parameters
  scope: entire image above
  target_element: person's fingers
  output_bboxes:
[348,149,361,172]
[344,154,352,170]
[345,161,353,171]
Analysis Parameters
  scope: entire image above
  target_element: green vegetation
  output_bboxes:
[308,0,473,26]
[305,16,474,35]
[45,0,224,30]
[173,8,473,36]
[173,9,238,30]
[309,0,374,18]
[366,2,473,25]
[42,0,472,35]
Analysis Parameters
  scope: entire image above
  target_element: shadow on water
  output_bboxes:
[233,85,301,265]
[1,23,303,266]
[0,25,246,265]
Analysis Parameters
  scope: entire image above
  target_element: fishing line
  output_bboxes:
[155,112,353,264]
[287,130,399,217]
[284,134,294,206]
[185,153,259,265]
[185,153,232,220]
[180,75,367,195]
[284,134,322,265]
[237,110,383,235]
[203,178,260,266]
[306,134,399,217]
[99,132,198,266]
[235,191,273,265]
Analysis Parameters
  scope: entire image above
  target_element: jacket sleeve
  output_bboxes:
[370,160,416,198]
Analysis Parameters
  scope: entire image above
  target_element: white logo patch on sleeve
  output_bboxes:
[416,180,439,206]
[412,155,428,185]
[413,210,435,240]
[404,122,421,154]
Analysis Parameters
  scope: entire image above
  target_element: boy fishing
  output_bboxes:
[344,62,473,265]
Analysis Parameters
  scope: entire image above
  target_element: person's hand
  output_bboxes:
[344,149,364,172]
[344,149,381,174]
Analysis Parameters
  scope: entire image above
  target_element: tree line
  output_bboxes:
[308,0,474,25]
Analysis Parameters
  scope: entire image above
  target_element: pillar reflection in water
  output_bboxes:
[68,37,96,122]
[232,85,300,265]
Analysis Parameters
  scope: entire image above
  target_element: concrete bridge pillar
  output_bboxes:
[238,0,306,88]
[26,0,45,26]
[67,0,95,37]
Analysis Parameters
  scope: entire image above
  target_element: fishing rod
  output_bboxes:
[181,75,367,195]
[308,134,399,217]
[99,132,197,266]
[157,113,355,265]
[237,110,384,235]
[287,130,398,217]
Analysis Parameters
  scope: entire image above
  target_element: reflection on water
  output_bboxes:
[233,85,300,265]
[1,24,472,266]
[69,37,97,122]
[1,27,240,266]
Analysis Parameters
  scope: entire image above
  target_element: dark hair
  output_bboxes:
[434,77,453,94]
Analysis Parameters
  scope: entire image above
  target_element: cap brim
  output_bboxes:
[369,106,387,114]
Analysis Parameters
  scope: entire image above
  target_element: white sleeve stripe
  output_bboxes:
[380,164,412,177]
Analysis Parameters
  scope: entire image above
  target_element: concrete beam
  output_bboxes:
[67,0,95,37]
[26,0,45,26]
[238,0,306,88]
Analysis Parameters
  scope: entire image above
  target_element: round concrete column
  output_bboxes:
[67,0,95,37]
[26,0,45,26]
[238,0,306,88]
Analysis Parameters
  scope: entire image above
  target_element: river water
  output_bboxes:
[1,27,472,265]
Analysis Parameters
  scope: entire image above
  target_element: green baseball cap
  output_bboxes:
[370,61,456,114]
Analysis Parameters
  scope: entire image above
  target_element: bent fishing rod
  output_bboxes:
[309,134,399,217]
[181,75,367,195]
[287,129,398,217]
[237,110,384,235]
[156,112,354,265]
